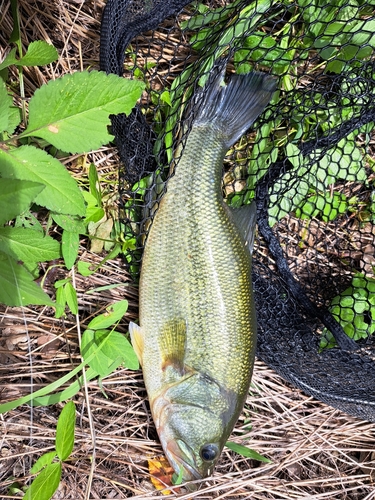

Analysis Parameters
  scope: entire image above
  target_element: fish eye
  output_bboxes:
[200,443,219,462]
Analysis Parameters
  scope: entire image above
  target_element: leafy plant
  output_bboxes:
[22,401,76,500]
[0,3,142,413]
[0,36,144,307]
[320,273,375,350]
[0,299,138,412]
[225,441,271,463]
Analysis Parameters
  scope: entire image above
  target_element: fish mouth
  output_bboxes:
[166,439,203,484]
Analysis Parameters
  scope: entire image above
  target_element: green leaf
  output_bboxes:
[0,78,14,133]
[81,327,139,375]
[64,281,78,315]
[0,253,54,306]
[0,145,85,215]
[61,230,80,270]
[23,71,145,153]
[18,41,58,67]
[32,366,98,407]
[87,300,129,330]
[9,0,21,46]
[88,163,102,206]
[0,227,60,265]
[31,451,57,474]
[51,213,87,234]
[14,210,44,232]
[23,462,61,500]
[6,105,22,135]
[0,326,135,410]
[0,48,18,71]
[0,179,45,225]
[85,206,105,224]
[77,260,94,276]
[96,329,139,370]
[225,441,271,463]
[0,42,58,70]
[56,401,75,461]
[81,329,124,377]
[0,356,91,412]
[54,285,66,319]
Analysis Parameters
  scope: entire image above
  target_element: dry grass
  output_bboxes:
[1,1,375,498]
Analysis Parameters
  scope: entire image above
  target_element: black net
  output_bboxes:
[100,0,375,422]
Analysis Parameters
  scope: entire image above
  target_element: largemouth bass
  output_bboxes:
[130,66,276,485]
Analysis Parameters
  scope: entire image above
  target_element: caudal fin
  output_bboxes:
[192,64,277,148]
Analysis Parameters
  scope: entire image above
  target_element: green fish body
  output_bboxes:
[130,67,276,484]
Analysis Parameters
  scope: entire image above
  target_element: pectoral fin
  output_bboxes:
[229,201,257,254]
[129,321,144,366]
[159,318,187,374]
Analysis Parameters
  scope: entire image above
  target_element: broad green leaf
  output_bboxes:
[87,300,129,330]
[56,401,75,461]
[0,227,60,265]
[64,281,78,315]
[54,278,71,289]
[0,253,54,306]
[225,441,271,463]
[0,42,57,70]
[0,48,18,71]
[6,106,22,135]
[0,145,85,215]
[23,462,61,500]
[18,41,58,67]
[31,451,57,474]
[61,229,80,270]
[54,285,66,319]
[96,329,139,370]
[51,213,87,234]
[82,190,105,223]
[85,206,105,224]
[24,71,145,153]
[0,79,13,133]
[9,0,21,46]
[88,163,102,206]
[77,260,94,276]
[0,179,45,225]
[81,329,124,377]
[15,210,44,232]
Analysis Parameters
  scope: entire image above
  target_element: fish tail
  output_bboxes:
[192,64,277,148]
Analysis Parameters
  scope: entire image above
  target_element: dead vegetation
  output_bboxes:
[0,0,375,498]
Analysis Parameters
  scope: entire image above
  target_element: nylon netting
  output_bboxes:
[100,0,375,422]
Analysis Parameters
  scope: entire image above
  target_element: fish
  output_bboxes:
[129,64,276,487]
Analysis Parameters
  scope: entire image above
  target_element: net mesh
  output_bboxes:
[100,0,375,421]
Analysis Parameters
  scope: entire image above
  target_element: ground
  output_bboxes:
[0,1,375,499]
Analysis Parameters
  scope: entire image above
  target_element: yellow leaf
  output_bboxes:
[148,456,178,495]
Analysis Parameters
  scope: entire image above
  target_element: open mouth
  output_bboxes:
[166,440,203,482]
